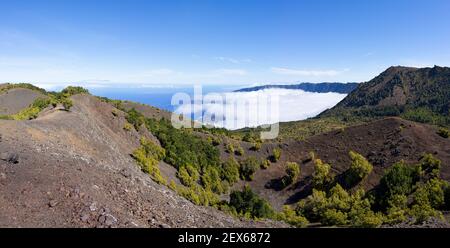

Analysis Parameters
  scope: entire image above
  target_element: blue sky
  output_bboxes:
[1,0,449,87]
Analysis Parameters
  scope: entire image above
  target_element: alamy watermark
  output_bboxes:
[170,85,280,140]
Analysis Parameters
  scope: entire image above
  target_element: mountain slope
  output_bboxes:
[0,92,284,227]
[320,66,450,124]
[245,117,450,210]
[236,82,359,94]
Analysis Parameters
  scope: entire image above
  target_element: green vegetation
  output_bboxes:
[401,107,448,126]
[437,127,450,138]
[275,206,309,227]
[123,122,133,131]
[346,151,373,185]
[221,157,240,184]
[231,116,353,142]
[312,158,333,190]
[60,86,90,96]
[260,159,271,169]
[374,154,448,224]
[60,97,73,111]
[225,143,235,154]
[281,162,300,188]
[235,144,245,156]
[207,136,222,146]
[251,142,262,151]
[11,97,52,120]
[177,164,199,187]
[297,185,383,227]
[126,108,146,130]
[144,117,233,204]
[0,84,90,120]
[286,153,449,227]
[176,184,220,206]
[271,147,281,162]
[201,166,227,194]
[132,138,166,185]
[146,118,221,171]
[319,67,450,126]
[239,156,260,181]
[228,186,274,219]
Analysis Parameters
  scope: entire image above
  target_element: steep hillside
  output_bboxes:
[320,66,450,125]
[0,90,285,227]
[245,117,450,210]
[0,88,46,116]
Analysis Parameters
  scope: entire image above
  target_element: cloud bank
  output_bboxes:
[175,88,346,130]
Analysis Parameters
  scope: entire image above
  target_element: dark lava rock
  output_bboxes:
[120,168,132,178]
[0,152,19,164]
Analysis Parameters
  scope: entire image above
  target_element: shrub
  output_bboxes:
[239,156,260,181]
[126,108,145,130]
[201,166,225,194]
[123,122,133,131]
[209,136,221,146]
[132,138,166,185]
[169,180,177,191]
[408,203,443,224]
[221,157,240,184]
[347,189,383,227]
[251,142,262,151]
[271,148,281,162]
[322,208,348,226]
[61,86,89,96]
[402,107,441,125]
[412,178,448,209]
[235,145,244,156]
[297,189,328,222]
[346,151,373,185]
[260,159,271,169]
[297,184,382,227]
[177,184,220,207]
[112,109,119,117]
[12,97,52,120]
[146,118,221,173]
[178,164,199,187]
[276,205,308,228]
[437,127,449,138]
[60,97,73,111]
[229,186,274,219]
[312,159,332,189]
[380,161,417,197]
[281,162,300,187]
[225,143,235,154]
[419,153,441,179]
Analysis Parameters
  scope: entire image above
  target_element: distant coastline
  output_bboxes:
[235,82,359,94]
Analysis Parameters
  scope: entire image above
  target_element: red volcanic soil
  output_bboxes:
[244,117,450,210]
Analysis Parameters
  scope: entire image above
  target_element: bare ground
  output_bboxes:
[0,94,287,228]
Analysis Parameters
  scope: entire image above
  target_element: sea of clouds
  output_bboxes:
[175,88,346,130]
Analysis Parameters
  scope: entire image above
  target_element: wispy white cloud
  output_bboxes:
[270,67,348,77]
[214,56,252,64]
